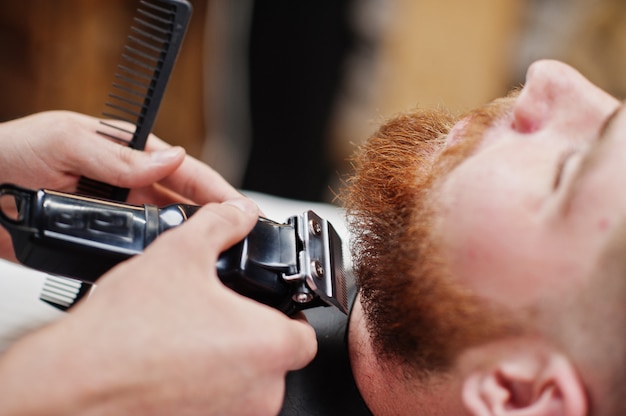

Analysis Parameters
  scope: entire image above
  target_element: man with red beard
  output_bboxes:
[343,59,626,416]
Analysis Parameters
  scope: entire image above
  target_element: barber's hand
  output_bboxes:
[0,110,241,203]
[0,110,242,259]
[0,199,318,416]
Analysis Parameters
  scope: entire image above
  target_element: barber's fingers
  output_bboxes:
[281,317,318,371]
[145,198,318,367]
[6,111,186,189]
[135,198,318,369]
[23,111,239,203]
[65,133,187,189]
[150,197,260,268]
[146,136,243,203]
[195,198,260,253]
[68,115,189,189]
[66,116,240,203]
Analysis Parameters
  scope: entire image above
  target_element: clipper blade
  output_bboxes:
[300,211,349,315]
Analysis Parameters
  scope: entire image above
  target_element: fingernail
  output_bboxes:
[151,147,184,164]
[223,198,258,215]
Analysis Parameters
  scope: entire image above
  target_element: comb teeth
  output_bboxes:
[75,178,123,200]
[78,0,192,202]
[101,0,178,144]
[40,276,94,311]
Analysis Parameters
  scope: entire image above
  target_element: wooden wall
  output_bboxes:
[0,1,525,198]
[0,0,208,156]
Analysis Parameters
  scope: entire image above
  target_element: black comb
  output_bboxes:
[44,0,192,312]
[77,0,192,202]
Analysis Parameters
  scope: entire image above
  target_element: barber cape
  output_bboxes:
[0,192,370,415]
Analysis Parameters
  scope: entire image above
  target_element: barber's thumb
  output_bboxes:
[285,320,318,371]
[222,197,259,215]
[149,146,186,166]
[78,144,186,188]
[218,198,260,237]
[185,198,259,254]
[128,146,186,185]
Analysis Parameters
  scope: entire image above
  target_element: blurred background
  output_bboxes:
[1,0,625,203]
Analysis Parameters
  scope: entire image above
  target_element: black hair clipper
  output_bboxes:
[0,184,348,316]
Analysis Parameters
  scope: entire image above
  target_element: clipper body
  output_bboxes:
[0,184,348,315]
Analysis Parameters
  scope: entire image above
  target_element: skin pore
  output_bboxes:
[344,60,626,415]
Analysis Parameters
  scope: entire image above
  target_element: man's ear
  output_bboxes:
[459,341,587,416]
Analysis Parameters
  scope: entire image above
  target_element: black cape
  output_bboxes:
[279,284,372,415]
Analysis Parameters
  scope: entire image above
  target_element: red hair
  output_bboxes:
[342,98,524,377]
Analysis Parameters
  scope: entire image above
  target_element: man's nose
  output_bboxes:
[512,60,619,139]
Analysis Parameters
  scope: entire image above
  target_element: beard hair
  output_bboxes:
[342,98,525,379]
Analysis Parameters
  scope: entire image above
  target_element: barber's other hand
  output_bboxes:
[0,110,242,260]
[0,198,318,416]
[0,110,241,204]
